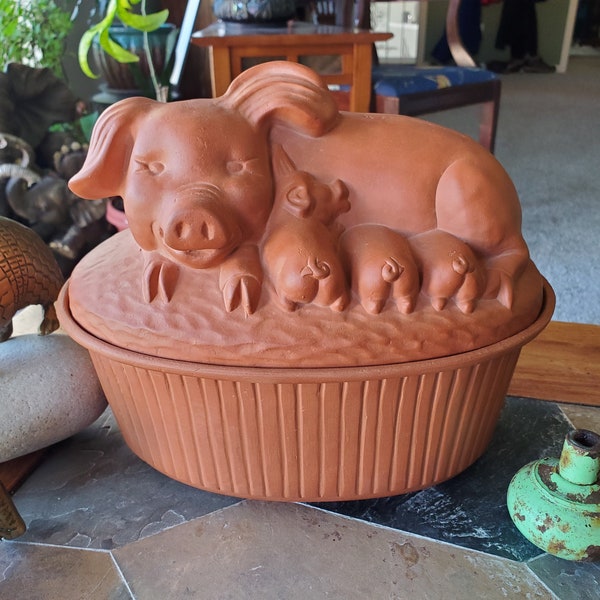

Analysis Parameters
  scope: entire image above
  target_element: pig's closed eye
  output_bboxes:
[134,158,165,175]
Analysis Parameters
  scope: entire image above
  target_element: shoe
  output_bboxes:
[522,56,555,73]
[504,58,526,73]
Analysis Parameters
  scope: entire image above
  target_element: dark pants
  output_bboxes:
[496,0,540,59]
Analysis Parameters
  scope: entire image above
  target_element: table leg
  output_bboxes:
[350,43,374,113]
[209,46,233,97]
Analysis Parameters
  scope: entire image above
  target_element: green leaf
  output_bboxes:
[99,29,140,64]
[117,8,169,32]
[78,28,101,78]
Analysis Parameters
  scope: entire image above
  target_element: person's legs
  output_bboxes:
[495,0,553,72]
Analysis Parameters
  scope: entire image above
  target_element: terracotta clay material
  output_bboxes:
[60,61,554,501]
[57,281,554,502]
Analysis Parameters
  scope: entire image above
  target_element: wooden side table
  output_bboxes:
[191,22,392,112]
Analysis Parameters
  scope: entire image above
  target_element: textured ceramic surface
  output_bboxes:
[57,282,553,501]
[62,62,553,501]
[68,61,543,353]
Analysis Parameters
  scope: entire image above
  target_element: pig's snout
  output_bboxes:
[162,209,229,251]
[159,187,240,253]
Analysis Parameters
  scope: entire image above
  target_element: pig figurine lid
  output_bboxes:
[65,62,547,368]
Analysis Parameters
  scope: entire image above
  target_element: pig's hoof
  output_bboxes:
[39,304,60,336]
[396,297,415,314]
[331,294,349,312]
[143,258,179,303]
[431,297,448,311]
[222,275,261,315]
[457,299,476,314]
[485,269,514,309]
[363,297,385,314]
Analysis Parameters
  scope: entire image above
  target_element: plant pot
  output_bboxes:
[91,24,177,95]
[213,0,296,23]
[56,279,554,502]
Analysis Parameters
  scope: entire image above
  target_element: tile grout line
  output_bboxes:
[109,550,137,600]
[300,502,550,565]
[523,560,562,600]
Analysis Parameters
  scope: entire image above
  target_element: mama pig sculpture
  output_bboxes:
[58,62,553,502]
[69,61,530,317]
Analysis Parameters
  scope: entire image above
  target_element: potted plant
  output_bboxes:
[0,0,73,78]
[78,0,176,102]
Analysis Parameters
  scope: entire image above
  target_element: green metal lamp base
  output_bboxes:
[507,429,600,561]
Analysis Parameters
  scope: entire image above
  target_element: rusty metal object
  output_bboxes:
[0,216,64,341]
[507,429,600,561]
[0,482,26,540]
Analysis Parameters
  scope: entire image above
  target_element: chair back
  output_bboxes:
[313,0,477,68]
[446,0,477,67]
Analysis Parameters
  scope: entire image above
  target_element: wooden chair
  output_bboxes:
[314,0,501,152]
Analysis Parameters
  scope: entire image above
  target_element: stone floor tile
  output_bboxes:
[313,397,571,561]
[559,403,600,434]
[113,501,556,600]
[13,410,240,550]
[0,542,132,600]
[527,554,600,600]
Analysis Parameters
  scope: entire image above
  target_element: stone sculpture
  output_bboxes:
[0,65,112,273]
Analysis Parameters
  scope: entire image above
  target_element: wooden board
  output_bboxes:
[0,450,47,493]
[508,321,600,405]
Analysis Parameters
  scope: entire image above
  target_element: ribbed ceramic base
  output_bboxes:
[57,282,554,502]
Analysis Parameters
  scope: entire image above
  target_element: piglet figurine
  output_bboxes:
[262,145,351,311]
[409,230,486,314]
[339,224,420,314]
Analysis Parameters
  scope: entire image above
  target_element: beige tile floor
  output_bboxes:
[2,308,600,599]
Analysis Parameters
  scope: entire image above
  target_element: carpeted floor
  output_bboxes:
[426,55,600,325]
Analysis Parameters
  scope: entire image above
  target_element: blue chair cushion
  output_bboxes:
[372,65,497,97]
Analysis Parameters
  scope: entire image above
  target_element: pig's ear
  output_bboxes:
[69,97,154,199]
[285,186,314,219]
[220,62,339,138]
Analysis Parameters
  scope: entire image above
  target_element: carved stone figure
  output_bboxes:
[0,216,64,341]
